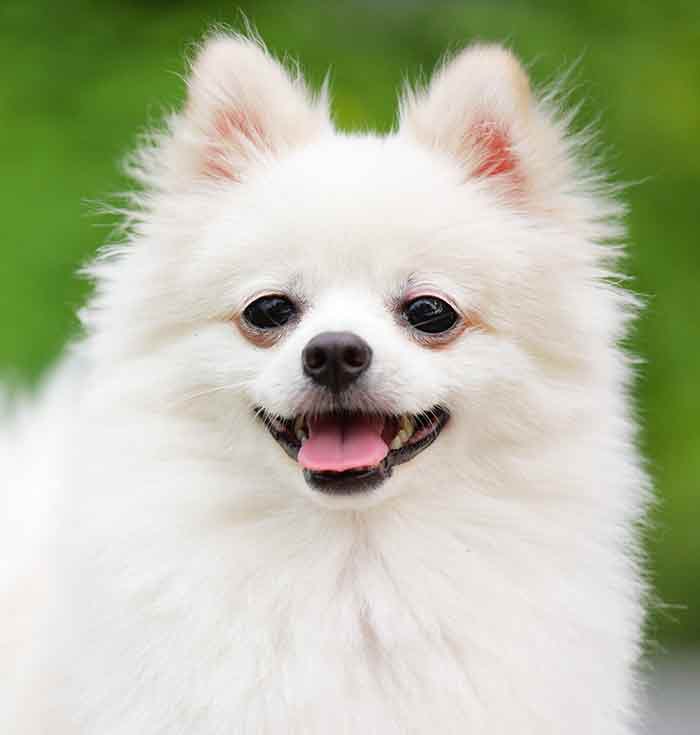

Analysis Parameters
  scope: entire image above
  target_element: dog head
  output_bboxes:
[86,36,625,510]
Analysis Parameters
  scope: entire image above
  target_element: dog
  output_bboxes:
[1,34,649,733]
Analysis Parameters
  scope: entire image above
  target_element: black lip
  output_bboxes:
[258,406,450,496]
[303,465,390,495]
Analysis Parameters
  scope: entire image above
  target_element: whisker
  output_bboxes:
[409,313,454,331]
[171,380,251,408]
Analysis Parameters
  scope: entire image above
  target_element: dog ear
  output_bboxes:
[175,35,331,181]
[399,45,571,206]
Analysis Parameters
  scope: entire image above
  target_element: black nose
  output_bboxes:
[302,331,372,394]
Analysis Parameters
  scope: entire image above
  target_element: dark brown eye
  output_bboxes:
[243,295,296,329]
[403,296,458,334]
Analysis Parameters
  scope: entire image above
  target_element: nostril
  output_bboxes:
[304,346,326,372]
[343,345,368,370]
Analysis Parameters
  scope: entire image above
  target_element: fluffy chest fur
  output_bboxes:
[8,394,641,735]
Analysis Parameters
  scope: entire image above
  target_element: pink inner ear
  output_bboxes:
[203,109,267,180]
[470,121,519,179]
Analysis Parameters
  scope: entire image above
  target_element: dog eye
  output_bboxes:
[403,296,458,334]
[243,295,297,329]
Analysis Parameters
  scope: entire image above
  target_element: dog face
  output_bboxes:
[88,37,624,509]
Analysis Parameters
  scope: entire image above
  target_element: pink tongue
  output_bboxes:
[298,415,389,472]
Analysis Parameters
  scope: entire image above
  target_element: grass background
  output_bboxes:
[1,0,698,646]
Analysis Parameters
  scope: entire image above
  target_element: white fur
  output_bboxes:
[1,36,648,733]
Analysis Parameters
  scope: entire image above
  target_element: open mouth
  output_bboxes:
[258,406,449,495]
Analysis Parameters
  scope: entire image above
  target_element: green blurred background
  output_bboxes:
[1,0,698,648]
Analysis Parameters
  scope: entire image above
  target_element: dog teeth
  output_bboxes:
[294,415,307,442]
[390,415,415,451]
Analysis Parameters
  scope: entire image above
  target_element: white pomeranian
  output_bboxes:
[1,35,649,734]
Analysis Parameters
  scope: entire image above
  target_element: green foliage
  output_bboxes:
[1,0,698,644]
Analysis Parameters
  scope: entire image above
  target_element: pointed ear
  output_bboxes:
[174,35,331,181]
[400,45,569,204]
